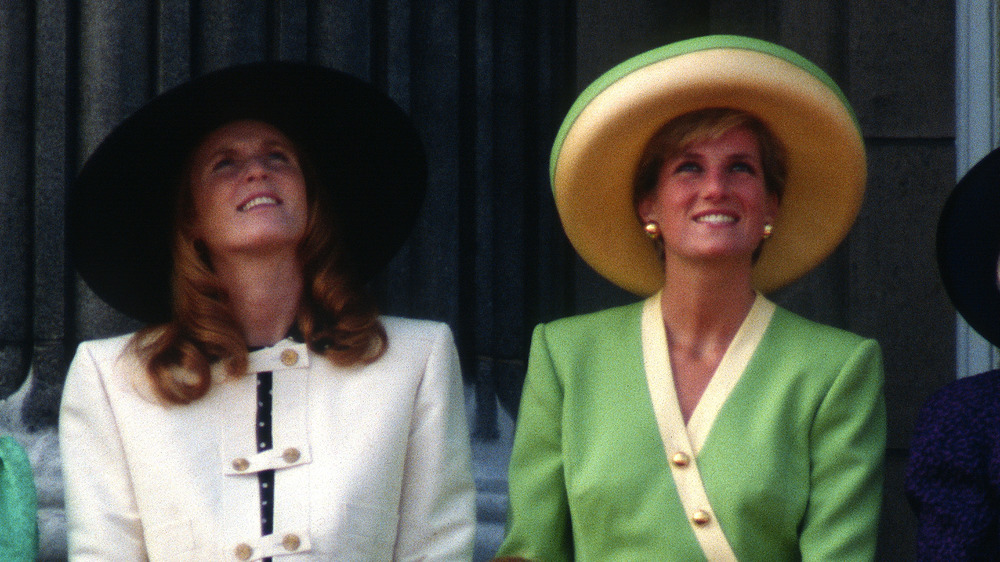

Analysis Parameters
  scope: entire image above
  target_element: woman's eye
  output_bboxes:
[731,161,756,174]
[211,158,234,172]
[268,150,291,163]
[675,161,701,173]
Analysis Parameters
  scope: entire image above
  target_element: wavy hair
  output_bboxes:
[129,126,387,404]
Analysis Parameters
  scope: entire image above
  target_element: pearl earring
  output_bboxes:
[763,223,774,239]
[644,222,660,240]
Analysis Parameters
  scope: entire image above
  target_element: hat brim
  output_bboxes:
[551,35,867,295]
[938,148,1000,348]
[68,62,427,324]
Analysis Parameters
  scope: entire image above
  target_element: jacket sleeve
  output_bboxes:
[0,436,38,561]
[392,323,476,561]
[800,338,886,561]
[905,374,999,559]
[495,324,572,561]
[59,342,148,561]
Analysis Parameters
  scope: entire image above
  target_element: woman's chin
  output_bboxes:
[204,224,305,255]
[668,246,757,266]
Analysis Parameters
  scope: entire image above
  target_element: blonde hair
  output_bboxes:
[129,129,387,404]
[633,107,788,209]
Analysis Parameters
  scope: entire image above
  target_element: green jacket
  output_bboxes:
[497,298,885,561]
[0,436,37,561]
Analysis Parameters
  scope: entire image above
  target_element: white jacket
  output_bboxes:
[60,317,476,561]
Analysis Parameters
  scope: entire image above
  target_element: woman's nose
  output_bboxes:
[241,156,271,181]
[701,168,729,198]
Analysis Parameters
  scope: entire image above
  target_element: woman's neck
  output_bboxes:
[210,248,304,347]
[659,258,757,423]
[659,257,757,355]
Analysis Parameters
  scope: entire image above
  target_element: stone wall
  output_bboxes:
[0,1,966,558]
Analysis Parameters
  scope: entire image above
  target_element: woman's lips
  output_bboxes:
[238,194,280,212]
[693,212,737,224]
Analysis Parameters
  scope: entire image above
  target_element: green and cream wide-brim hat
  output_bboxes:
[551,35,867,295]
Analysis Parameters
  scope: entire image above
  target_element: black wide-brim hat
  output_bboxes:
[68,61,427,324]
[938,147,1000,348]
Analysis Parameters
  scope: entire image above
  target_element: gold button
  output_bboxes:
[671,452,690,467]
[234,543,253,560]
[280,349,299,366]
[232,458,250,472]
[282,533,301,551]
[692,509,711,526]
[282,447,301,463]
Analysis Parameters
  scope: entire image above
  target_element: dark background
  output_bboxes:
[0,1,957,558]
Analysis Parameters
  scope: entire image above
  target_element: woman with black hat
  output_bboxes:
[59,63,475,560]
[906,147,1000,558]
[496,36,885,560]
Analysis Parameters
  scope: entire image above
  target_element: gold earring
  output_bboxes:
[762,223,774,239]
[644,222,660,240]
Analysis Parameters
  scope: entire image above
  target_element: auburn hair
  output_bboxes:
[128,126,387,404]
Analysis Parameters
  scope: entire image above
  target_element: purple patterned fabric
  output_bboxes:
[906,369,1000,560]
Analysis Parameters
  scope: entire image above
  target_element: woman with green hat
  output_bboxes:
[496,35,885,560]
[59,62,475,560]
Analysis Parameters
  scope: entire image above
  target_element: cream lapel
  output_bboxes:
[641,292,774,561]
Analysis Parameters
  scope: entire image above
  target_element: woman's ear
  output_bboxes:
[636,196,655,225]
[764,191,779,226]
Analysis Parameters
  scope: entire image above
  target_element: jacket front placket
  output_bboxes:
[218,339,314,561]
[641,292,775,561]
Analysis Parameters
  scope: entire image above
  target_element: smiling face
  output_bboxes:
[187,120,309,260]
[637,126,778,267]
